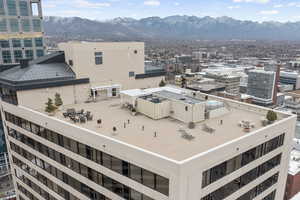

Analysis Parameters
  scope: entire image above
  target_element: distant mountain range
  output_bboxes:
[43,16,300,41]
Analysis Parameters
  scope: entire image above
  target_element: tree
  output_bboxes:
[45,98,57,113]
[54,93,63,107]
[159,79,166,87]
[266,110,277,122]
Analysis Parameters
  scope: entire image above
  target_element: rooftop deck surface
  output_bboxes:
[53,98,279,161]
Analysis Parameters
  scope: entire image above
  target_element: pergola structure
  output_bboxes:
[91,84,122,100]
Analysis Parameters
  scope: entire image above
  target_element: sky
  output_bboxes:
[43,0,300,22]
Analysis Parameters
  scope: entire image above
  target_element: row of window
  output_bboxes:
[237,178,277,200]
[263,190,277,200]
[0,18,41,32]
[15,166,59,200]
[0,0,40,16]
[1,49,44,63]
[0,38,44,48]
[17,183,39,200]
[4,111,169,196]
[13,155,95,200]
[8,129,154,200]
[201,154,281,200]
[202,134,285,188]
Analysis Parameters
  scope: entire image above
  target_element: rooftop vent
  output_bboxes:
[20,59,30,69]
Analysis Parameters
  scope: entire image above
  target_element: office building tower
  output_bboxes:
[0,42,296,200]
[247,70,276,106]
[0,0,45,66]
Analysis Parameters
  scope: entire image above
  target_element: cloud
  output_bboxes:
[287,2,300,7]
[144,0,160,6]
[273,4,283,8]
[233,0,270,3]
[228,5,240,9]
[75,0,110,8]
[174,2,180,6]
[260,10,279,15]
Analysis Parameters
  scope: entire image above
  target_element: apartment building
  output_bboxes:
[0,0,45,65]
[0,45,296,200]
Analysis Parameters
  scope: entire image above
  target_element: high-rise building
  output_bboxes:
[247,70,276,106]
[0,115,6,153]
[0,43,296,200]
[0,0,45,66]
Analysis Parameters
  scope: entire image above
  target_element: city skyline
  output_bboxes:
[43,0,300,22]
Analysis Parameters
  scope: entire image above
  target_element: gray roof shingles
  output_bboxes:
[0,62,75,82]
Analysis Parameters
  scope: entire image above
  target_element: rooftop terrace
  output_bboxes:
[50,93,287,161]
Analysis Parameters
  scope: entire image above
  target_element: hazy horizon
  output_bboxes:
[43,0,300,22]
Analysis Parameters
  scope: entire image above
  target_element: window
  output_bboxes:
[134,50,138,54]
[31,2,39,16]
[21,19,30,32]
[36,49,44,57]
[19,1,29,16]
[32,19,41,32]
[35,37,43,47]
[0,18,6,32]
[12,39,21,47]
[95,52,103,65]
[9,19,19,32]
[142,169,155,189]
[202,134,285,188]
[0,40,10,48]
[7,0,17,16]
[129,71,135,77]
[24,39,32,47]
[111,156,122,174]
[202,155,281,200]
[102,152,111,168]
[2,51,12,63]
[156,175,169,196]
[25,50,33,60]
[130,164,142,183]
[14,50,23,62]
[69,60,73,66]
[0,0,4,15]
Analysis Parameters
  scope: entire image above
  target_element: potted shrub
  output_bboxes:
[131,108,137,116]
[266,110,277,124]
[188,122,195,129]
[45,98,57,116]
[54,93,63,109]
[159,79,166,87]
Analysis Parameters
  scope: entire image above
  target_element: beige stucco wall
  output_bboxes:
[170,101,205,123]
[58,42,164,90]
[17,83,90,110]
